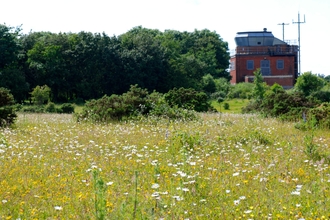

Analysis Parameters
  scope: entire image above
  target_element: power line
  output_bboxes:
[277,23,289,41]
[293,12,306,75]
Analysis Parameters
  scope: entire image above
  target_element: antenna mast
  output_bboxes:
[293,12,306,75]
[277,22,289,41]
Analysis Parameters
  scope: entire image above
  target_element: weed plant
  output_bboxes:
[0,113,330,219]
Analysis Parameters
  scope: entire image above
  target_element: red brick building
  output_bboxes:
[230,28,298,89]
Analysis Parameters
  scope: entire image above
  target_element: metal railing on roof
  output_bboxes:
[235,45,298,56]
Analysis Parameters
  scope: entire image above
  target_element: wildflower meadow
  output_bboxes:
[0,113,329,219]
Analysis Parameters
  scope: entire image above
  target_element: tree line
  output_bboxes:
[0,24,230,103]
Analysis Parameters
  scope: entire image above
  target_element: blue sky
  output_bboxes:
[2,0,329,75]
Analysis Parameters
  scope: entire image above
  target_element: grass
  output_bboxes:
[1,113,330,219]
[211,99,250,113]
[73,104,84,113]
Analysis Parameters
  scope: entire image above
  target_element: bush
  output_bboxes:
[165,87,214,112]
[214,77,230,96]
[309,90,330,103]
[295,71,325,96]
[31,85,51,105]
[76,86,199,123]
[227,82,253,99]
[223,102,230,110]
[45,102,57,113]
[76,85,149,122]
[21,105,45,113]
[243,90,317,121]
[210,91,226,103]
[308,103,330,129]
[147,93,197,120]
[0,87,17,127]
[60,103,75,113]
[202,74,217,94]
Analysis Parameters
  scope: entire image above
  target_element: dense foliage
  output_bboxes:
[227,82,254,99]
[242,71,330,127]
[0,24,230,103]
[0,87,17,127]
[76,85,203,122]
[294,71,325,96]
[164,87,214,112]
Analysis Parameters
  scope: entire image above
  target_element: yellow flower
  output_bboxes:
[297,168,305,176]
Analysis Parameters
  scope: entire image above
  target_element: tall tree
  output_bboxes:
[295,71,325,96]
[0,24,21,69]
[0,24,28,102]
[26,32,70,101]
[118,26,169,93]
[252,69,267,101]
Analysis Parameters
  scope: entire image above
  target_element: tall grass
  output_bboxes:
[0,113,329,219]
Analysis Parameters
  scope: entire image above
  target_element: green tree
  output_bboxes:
[160,29,230,90]
[227,82,254,99]
[324,75,330,83]
[0,87,17,127]
[270,82,284,94]
[0,24,28,102]
[252,69,267,101]
[202,74,217,94]
[31,85,51,105]
[118,27,169,93]
[164,87,213,112]
[0,24,21,69]
[295,71,325,96]
[26,32,73,102]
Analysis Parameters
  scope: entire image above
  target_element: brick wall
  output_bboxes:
[230,53,297,87]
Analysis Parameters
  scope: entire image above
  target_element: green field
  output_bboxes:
[211,99,250,113]
[1,113,330,219]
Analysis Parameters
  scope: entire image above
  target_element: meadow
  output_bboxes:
[0,113,329,219]
[211,99,250,114]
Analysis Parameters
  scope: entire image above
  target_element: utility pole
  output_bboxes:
[293,12,306,75]
[277,22,289,41]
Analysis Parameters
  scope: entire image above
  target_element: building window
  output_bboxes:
[260,60,270,75]
[277,60,284,69]
[247,60,254,70]
[230,61,235,70]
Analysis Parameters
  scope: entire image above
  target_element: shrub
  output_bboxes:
[252,69,267,101]
[122,84,150,115]
[210,91,226,103]
[309,90,330,103]
[223,102,230,110]
[21,105,45,113]
[308,103,330,129]
[148,99,197,121]
[214,77,230,96]
[202,74,217,94]
[0,87,17,127]
[60,103,75,113]
[76,85,150,122]
[227,82,253,99]
[164,87,214,112]
[76,86,199,123]
[243,90,317,121]
[45,102,57,113]
[295,71,325,96]
[31,85,51,105]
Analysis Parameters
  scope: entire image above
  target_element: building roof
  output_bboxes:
[235,28,287,47]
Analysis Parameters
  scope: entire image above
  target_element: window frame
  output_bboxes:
[247,60,254,70]
[277,59,284,70]
[260,60,271,75]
